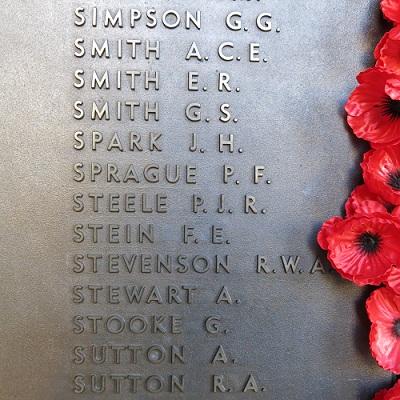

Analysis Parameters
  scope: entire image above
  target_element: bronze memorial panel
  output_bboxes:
[0,0,394,399]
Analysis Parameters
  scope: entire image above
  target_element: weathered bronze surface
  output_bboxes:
[0,0,393,399]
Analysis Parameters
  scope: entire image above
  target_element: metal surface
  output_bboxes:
[0,0,392,399]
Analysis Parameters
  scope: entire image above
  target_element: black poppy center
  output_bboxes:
[356,232,382,254]
[394,320,400,337]
[383,97,400,119]
[388,169,400,191]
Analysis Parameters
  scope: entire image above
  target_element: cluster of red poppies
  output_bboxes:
[318,0,400,396]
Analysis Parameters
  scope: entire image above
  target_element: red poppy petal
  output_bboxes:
[326,253,381,286]
[348,111,400,145]
[370,323,400,374]
[359,114,400,142]
[372,134,400,149]
[386,79,400,100]
[376,28,400,75]
[357,68,390,85]
[330,247,385,285]
[367,287,400,324]
[346,87,386,117]
[373,388,389,400]
[345,184,388,216]
[375,32,390,60]
[386,268,400,295]
[317,217,343,250]
[389,26,400,41]
[347,200,388,216]
[382,0,400,24]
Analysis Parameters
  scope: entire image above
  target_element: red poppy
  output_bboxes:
[382,0,400,25]
[318,213,400,286]
[362,146,400,205]
[373,380,400,400]
[375,27,400,75]
[367,287,400,374]
[345,68,400,147]
[345,184,388,217]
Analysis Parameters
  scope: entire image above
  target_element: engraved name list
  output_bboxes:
[69,2,329,397]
